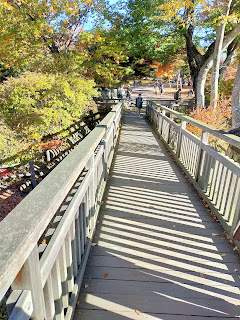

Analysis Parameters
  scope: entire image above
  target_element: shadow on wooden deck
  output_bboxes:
[74,111,240,320]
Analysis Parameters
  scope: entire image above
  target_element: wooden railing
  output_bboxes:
[0,102,123,320]
[147,101,240,244]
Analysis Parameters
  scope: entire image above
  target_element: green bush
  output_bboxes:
[0,71,99,142]
[0,71,100,160]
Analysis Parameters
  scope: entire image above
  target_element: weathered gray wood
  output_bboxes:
[151,101,240,149]
[65,231,74,293]
[29,161,37,189]
[0,103,123,303]
[74,309,239,320]
[70,220,78,278]
[8,290,33,320]
[40,170,92,285]
[12,245,46,320]
[73,109,240,320]
[51,258,64,320]
[224,174,238,221]
[77,292,240,317]
[59,243,69,309]
[6,290,22,316]
[75,211,82,266]
[43,274,55,320]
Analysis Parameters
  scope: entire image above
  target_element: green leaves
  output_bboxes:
[0,71,99,145]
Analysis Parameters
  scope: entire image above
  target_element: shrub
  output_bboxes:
[0,71,99,144]
[187,102,232,149]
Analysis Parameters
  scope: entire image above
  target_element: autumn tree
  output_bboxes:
[103,0,185,80]
[231,57,240,129]
[161,0,239,106]
[0,0,105,71]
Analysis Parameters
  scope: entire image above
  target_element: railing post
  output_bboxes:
[177,120,187,158]
[230,180,240,237]
[12,245,46,320]
[160,109,166,138]
[29,161,37,189]
[89,154,96,228]
[196,130,209,183]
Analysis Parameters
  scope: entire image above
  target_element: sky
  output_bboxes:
[83,0,124,30]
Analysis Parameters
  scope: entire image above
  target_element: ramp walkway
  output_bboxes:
[73,110,240,320]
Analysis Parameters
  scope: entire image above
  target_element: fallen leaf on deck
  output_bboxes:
[212,233,220,236]
[77,311,82,315]
[234,247,238,251]
[135,309,141,315]
[168,247,173,250]
[76,301,80,307]
[150,205,155,208]
[93,236,97,239]
[105,273,109,278]
[238,275,240,280]
[200,273,205,278]
[84,284,88,288]
[221,253,226,257]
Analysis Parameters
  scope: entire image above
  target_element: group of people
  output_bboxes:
[117,84,143,115]
[117,84,132,102]
[154,80,164,96]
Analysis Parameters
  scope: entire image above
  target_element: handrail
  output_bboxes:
[151,102,240,149]
[0,102,123,319]
[147,101,240,246]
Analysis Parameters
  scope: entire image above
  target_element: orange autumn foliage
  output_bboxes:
[187,102,232,148]
[152,58,185,78]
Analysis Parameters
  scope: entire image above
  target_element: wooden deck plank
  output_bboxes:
[84,265,240,282]
[76,292,240,317]
[86,256,240,275]
[73,111,240,320]
[74,310,239,320]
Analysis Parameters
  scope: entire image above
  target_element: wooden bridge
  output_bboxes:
[1,101,240,320]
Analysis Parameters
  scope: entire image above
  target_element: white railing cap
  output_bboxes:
[0,103,122,301]
[150,101,240,150]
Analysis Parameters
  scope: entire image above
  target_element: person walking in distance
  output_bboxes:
[136,94,143,116]
[126,84,132,103]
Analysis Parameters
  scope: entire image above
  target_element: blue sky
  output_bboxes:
[83,0,124,30]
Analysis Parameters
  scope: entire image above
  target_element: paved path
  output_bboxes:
[74,109,240,320]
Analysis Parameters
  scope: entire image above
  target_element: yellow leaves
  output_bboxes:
[1,0,14,10]
[135,309,141,315]
[221,253,226,257]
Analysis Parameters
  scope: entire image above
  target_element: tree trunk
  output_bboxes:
[210,25,226,107]
[210,0,232,108]
[196,58,212,108]
[191,22,240,108]
[231,60,240,129]
[219,39,238,82]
